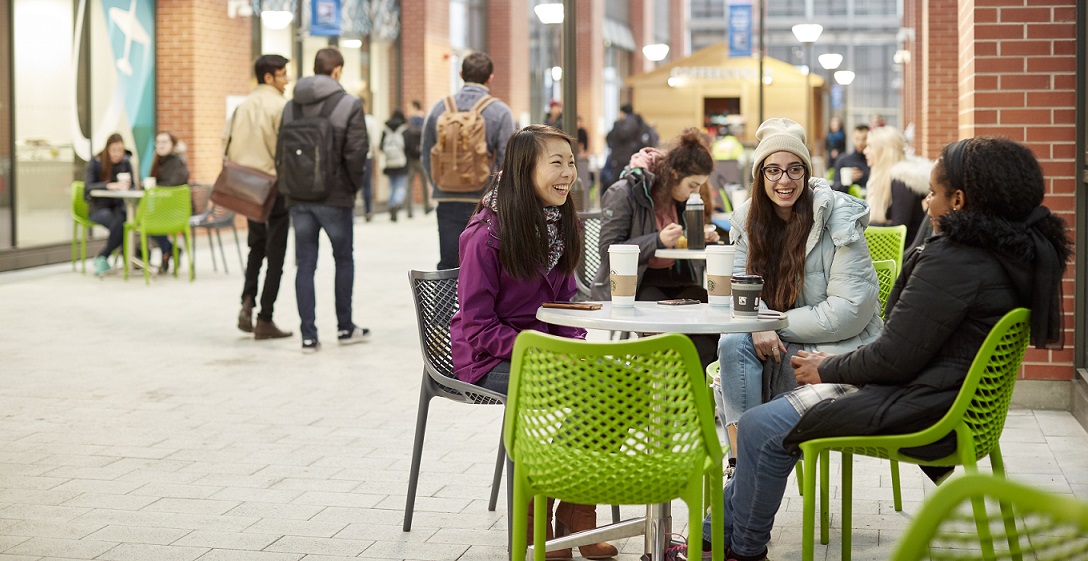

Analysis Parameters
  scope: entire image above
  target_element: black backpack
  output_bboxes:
[276,92,346,201]
[403,119,423,160]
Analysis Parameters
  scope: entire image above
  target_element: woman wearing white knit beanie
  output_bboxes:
[716,117,884,464]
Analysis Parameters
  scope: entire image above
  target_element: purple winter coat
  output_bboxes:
[450,208,586,385]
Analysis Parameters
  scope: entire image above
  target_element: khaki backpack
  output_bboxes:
[430,95,497,193]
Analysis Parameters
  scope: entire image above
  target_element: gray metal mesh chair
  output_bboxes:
[575,211,602,301]
[189,183,243,273]
[404,268,506,532]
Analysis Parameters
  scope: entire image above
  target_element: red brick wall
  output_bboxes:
[957,0,1078,381]
[487,0,530,121]
[399,0,451,112]
[156,0,252,185]
[631,0,653,74]
[575,0,605,154]
[670,0,687,60]
[920,0,958,159]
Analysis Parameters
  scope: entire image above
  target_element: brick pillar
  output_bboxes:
[399,0,452,112]
[670,0,687,60]
[958,0,1078,380]
[630,0,653,73]
[919,0,958,159]
[575,0,605,155]
[156,0,252,185]
[487,0,530,123]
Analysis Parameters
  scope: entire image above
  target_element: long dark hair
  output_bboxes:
[746,155,815,311]
[150,131,178,179]
[98,133,124,182]
[480,125,582,280]
[648,128,713,209]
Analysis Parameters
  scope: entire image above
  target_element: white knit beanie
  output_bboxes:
[750,118,812,179]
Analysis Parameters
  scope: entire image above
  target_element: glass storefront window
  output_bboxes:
[0,0,11,249]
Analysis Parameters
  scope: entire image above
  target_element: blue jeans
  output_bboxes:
[718,333,801,427]
[703,397,801,557]
[361,159,373,214]
[436,201,476,270]
[289,204,355,341]
[388,173,408,209]
[90,206,125,258]
[473,360,510,396]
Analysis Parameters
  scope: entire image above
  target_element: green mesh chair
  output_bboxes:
[71,181,99,273]
[888,474,1088,561]
[124,186,194,284]
[575,210,602,301]
[865,224,908,274]
[873,259,897,319]
[505,332,725,561]
[800,308,1032,561]
[847,185,866,200]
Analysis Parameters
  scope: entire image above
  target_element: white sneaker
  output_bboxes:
[337,327,371,345]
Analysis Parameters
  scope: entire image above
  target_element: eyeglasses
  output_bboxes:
[761,164,807,182]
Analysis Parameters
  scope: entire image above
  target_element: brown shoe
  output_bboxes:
[238,296,255,333]
[554,502,618,559]
[528,498,572,560]
[254,318,292,339]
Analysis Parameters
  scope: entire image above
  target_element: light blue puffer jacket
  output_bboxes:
[729,180,884,353]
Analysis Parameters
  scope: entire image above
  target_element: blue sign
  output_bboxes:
[728,3,752,58]
[311,0,341,37]
[831,85,844,110]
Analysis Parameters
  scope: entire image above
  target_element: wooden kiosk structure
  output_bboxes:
[628,43,825,153]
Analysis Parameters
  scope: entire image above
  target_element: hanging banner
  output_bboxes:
[311,0,342,37]
[728,2,752,58]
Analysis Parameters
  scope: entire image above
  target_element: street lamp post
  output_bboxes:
[791,24,823,139]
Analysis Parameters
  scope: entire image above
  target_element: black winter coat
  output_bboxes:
[782,213,1037,460]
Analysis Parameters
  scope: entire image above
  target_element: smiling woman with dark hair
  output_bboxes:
[684,135,1071,561]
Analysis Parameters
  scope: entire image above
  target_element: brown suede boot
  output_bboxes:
[238,296,255,333]
[528,498,572,560]
[254,318,293,339]
[554,502,618,559]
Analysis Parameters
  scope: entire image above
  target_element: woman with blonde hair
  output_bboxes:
[863,126,932,242]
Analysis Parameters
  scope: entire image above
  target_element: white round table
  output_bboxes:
[536,301,787,334]
[653,248,706,260]
[90,189,147,274]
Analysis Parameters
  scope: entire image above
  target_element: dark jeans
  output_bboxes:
[436,201,476,270]
[89,206,125,258]
[241,204,290,322]
[474,360,511,396]
[290,204,355,341]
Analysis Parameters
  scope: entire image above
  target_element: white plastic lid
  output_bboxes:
[687,192,703,204]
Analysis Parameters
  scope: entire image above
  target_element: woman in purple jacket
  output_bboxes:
[449,125,616,560]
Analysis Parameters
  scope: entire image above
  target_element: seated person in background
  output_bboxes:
[84,133,138,277]
[449,124,616,561]
[148,131,191,273]
[592,129,721,366]
[693,135,1071,561]
[831,124,870,193]
[717,118,883,468]
[864,126,933,242]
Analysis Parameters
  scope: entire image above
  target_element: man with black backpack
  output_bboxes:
[276,47,369,353]
[421,52,516,270]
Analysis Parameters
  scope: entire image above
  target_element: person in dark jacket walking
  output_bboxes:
[600,104,658,189]
[381,109,410,222]
[281,47,370,353]
[688,136,1071,561]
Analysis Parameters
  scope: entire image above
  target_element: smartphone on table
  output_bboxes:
[542,301,603,310]
[657,298,701,306]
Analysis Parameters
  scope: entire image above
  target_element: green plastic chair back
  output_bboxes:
[873,259,897,319]
[847,184,865,200]
[71,181,96,273]
[889,474,1088,561]
[799,308,1032,561]
[124,186,194,284]
[865,224,908,273]
[505,332,725,561]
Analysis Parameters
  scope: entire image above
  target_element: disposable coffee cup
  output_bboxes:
[143,177,156,189]
[705,245,736,307]
[731,274,764,317]
[117,172,131,187]
[607,244,640,308]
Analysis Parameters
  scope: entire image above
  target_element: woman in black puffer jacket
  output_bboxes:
[693,136,1071,561]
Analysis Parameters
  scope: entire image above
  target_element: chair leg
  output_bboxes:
[71,223,77,271]
[820,450,830,545]
[232,224,244,270]
[989,446,1023,561]
[488,428,505,512]
[839,453,855,561]
[172,233,180,279]
[186,229,194,281]
[207,227,219,272]
[403,378,435,532]
[215,229,228,273]
[802,450,818,561]
[142,232,151,285]
[611,505,620,524]
[890,460,902,511]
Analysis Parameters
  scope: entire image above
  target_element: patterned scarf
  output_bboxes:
[483,188,565,273]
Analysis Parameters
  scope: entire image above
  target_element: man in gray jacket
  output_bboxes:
[421,52,516,270]
[279,47,369,353]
